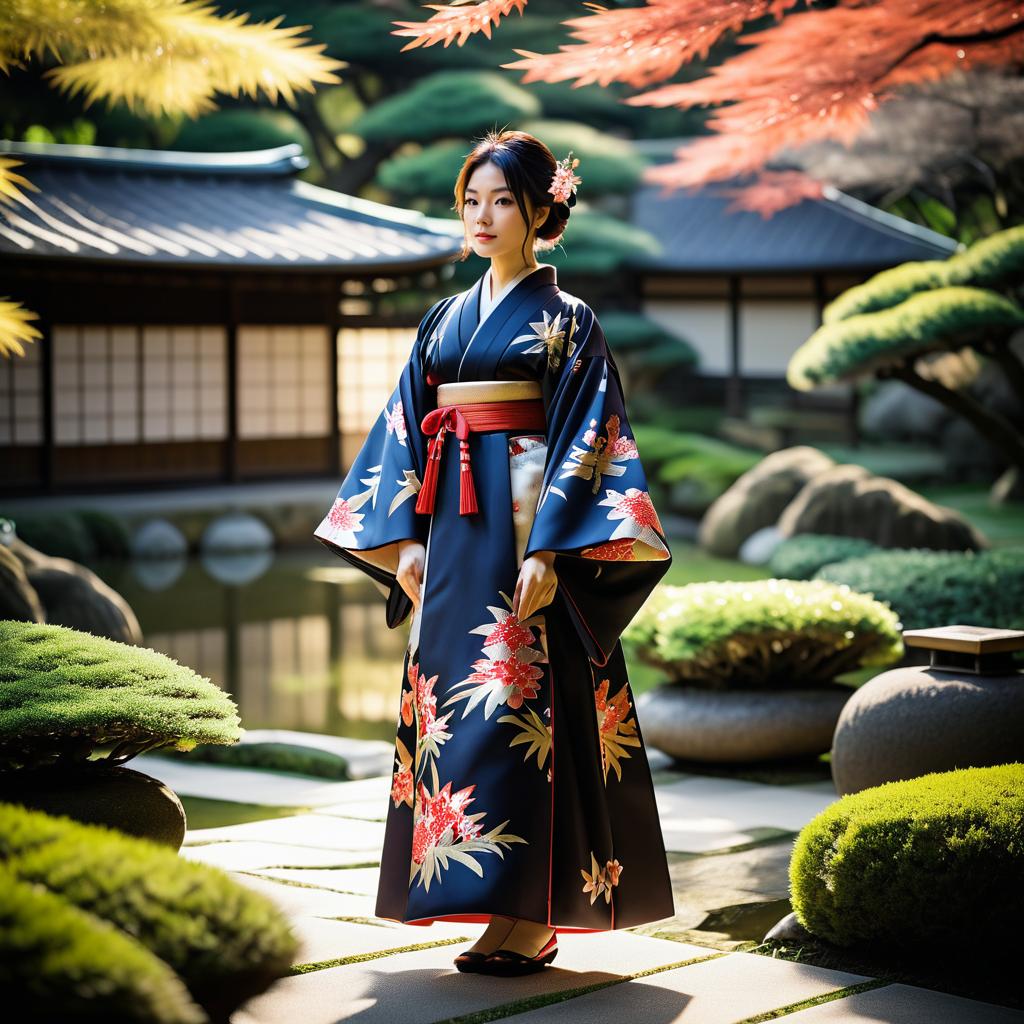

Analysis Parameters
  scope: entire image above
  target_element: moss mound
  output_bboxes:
[791,763,1024,948]
[0,865,207,1023]
[814,546,1024,631]
[169,741,350,780]
[0,802,299,1019]
[623,579,903,688]
[769,534,882,579]
[0,620,241,770]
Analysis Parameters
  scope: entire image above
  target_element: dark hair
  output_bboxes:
[452,128,575,263]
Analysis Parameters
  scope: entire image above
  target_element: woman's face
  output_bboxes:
[462,160,548,264]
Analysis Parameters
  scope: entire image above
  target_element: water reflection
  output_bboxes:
[91,548,407,741]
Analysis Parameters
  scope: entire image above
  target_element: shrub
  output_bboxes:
[167,741,350,780]
[790,763,1024,948]
[0,620,241,770]
[814,546,1024,631]
[769,534,882,579]
[1,510,96,563]
[623,579,903,689]
[75,509,132,559]
[0,802,299,1020]
[0,865,207,1023]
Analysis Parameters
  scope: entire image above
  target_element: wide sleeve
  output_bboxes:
[524,299,672,666]
[313,297,450,629]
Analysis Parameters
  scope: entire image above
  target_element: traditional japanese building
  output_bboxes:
[626,141,959,420]
[0,140,462,494]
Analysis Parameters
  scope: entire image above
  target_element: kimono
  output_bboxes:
[314,262,675,932]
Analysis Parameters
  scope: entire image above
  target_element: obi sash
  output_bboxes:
[415,383,545,517]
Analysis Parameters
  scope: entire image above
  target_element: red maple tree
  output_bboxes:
[391,0,1024,214]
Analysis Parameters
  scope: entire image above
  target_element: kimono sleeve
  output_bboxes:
[313,297,450,629]
[524,301,672,666]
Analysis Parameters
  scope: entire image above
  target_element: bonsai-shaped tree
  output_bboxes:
[0,620,241,771]
[787,225,1024,501]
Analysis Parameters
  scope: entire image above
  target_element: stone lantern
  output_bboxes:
[830,625,1024,796]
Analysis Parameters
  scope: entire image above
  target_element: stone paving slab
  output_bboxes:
[489,951,870,1024]
[655,776,836,852]
[184,813,385,851]
[233,932,713,1024]
[135,754,383,808]
[231,871,382,920]
[288,916,475,965]
[250,866,383,897]
[778,983,1024,1023]
[180,841,379,872]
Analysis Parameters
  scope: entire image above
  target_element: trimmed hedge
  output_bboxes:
[0,802,299,1020]
[0,620,241,770]
[0,864,207,1024]
[790,763,1024,948]
[1,510,96,563]
[813,546,1024,631]
[0,865,207,1023]
[769,534,882,580]
[168,741,350,780]
[623,579,903,689]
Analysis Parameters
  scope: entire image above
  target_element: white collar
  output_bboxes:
[479,263,553,325]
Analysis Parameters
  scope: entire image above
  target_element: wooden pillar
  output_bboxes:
[226,276,240,483]
[327,274,342,474]
[40,310,55,492]
[727,274,743,418]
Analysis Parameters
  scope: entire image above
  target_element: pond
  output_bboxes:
[93,548,411,742]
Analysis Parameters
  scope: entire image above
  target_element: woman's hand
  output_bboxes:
[512,550,557,621]
[396,539,425,610]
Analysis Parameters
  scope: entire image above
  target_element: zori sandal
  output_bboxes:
[479,932,558,976]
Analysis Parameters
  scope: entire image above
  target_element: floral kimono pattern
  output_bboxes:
[315,263,674,932]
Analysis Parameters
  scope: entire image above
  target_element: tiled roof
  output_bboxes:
[628,143,959,272]
[0,141,462,272]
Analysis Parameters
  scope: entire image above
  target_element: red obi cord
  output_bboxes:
[415,399,545,516]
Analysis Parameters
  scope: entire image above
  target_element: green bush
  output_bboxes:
[2,510,96,563]
[0,865,206,1023]
[769,534,882,580]
[790,763,1024,948]
[0,802,299,1020]
[168,741,350,780]
[623,579,903,689]
[814,547,1024,631]
[74,509,132,559]
[0,620,241,770]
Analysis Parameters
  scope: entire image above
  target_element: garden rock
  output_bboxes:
[637,685,852,762]
[860,379,948,441]
[0,764,187,849]
[830,664,1024,795]
[777,464,987,550]
[698,447,835,558]
[764,910,814,944]
[200,512,275,554]
[0,545,44,622]
[131,518,188,559]
[26,559,143,645]
[738,525,785,566]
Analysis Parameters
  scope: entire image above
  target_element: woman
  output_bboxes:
[314,129,674,976]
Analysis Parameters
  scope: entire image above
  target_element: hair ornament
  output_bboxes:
[548,151,581,208]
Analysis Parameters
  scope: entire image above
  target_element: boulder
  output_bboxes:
[26,560,143,645]
[777,464,987,550]
[860,379,948,441]
[0,545,44,622]
[698,447,835,558]
[737,525,785,566]
[831,664,1024,795]
[200,512,275,554]
[130,519,188,559]
[637,684,852,762]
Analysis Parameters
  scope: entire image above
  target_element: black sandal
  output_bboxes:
[479,931,558,976]
[454,950,490,973]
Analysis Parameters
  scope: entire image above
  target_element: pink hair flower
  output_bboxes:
[548,152,581,206]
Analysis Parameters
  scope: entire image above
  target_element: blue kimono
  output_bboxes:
[314,263,675,932]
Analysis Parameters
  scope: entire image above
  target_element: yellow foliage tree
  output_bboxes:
[0,0,345,357]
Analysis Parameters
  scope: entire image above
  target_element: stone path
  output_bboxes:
[134,754,1023,1024]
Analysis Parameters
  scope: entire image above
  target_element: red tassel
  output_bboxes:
[458,437,479,515]
[415,429,445,514]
